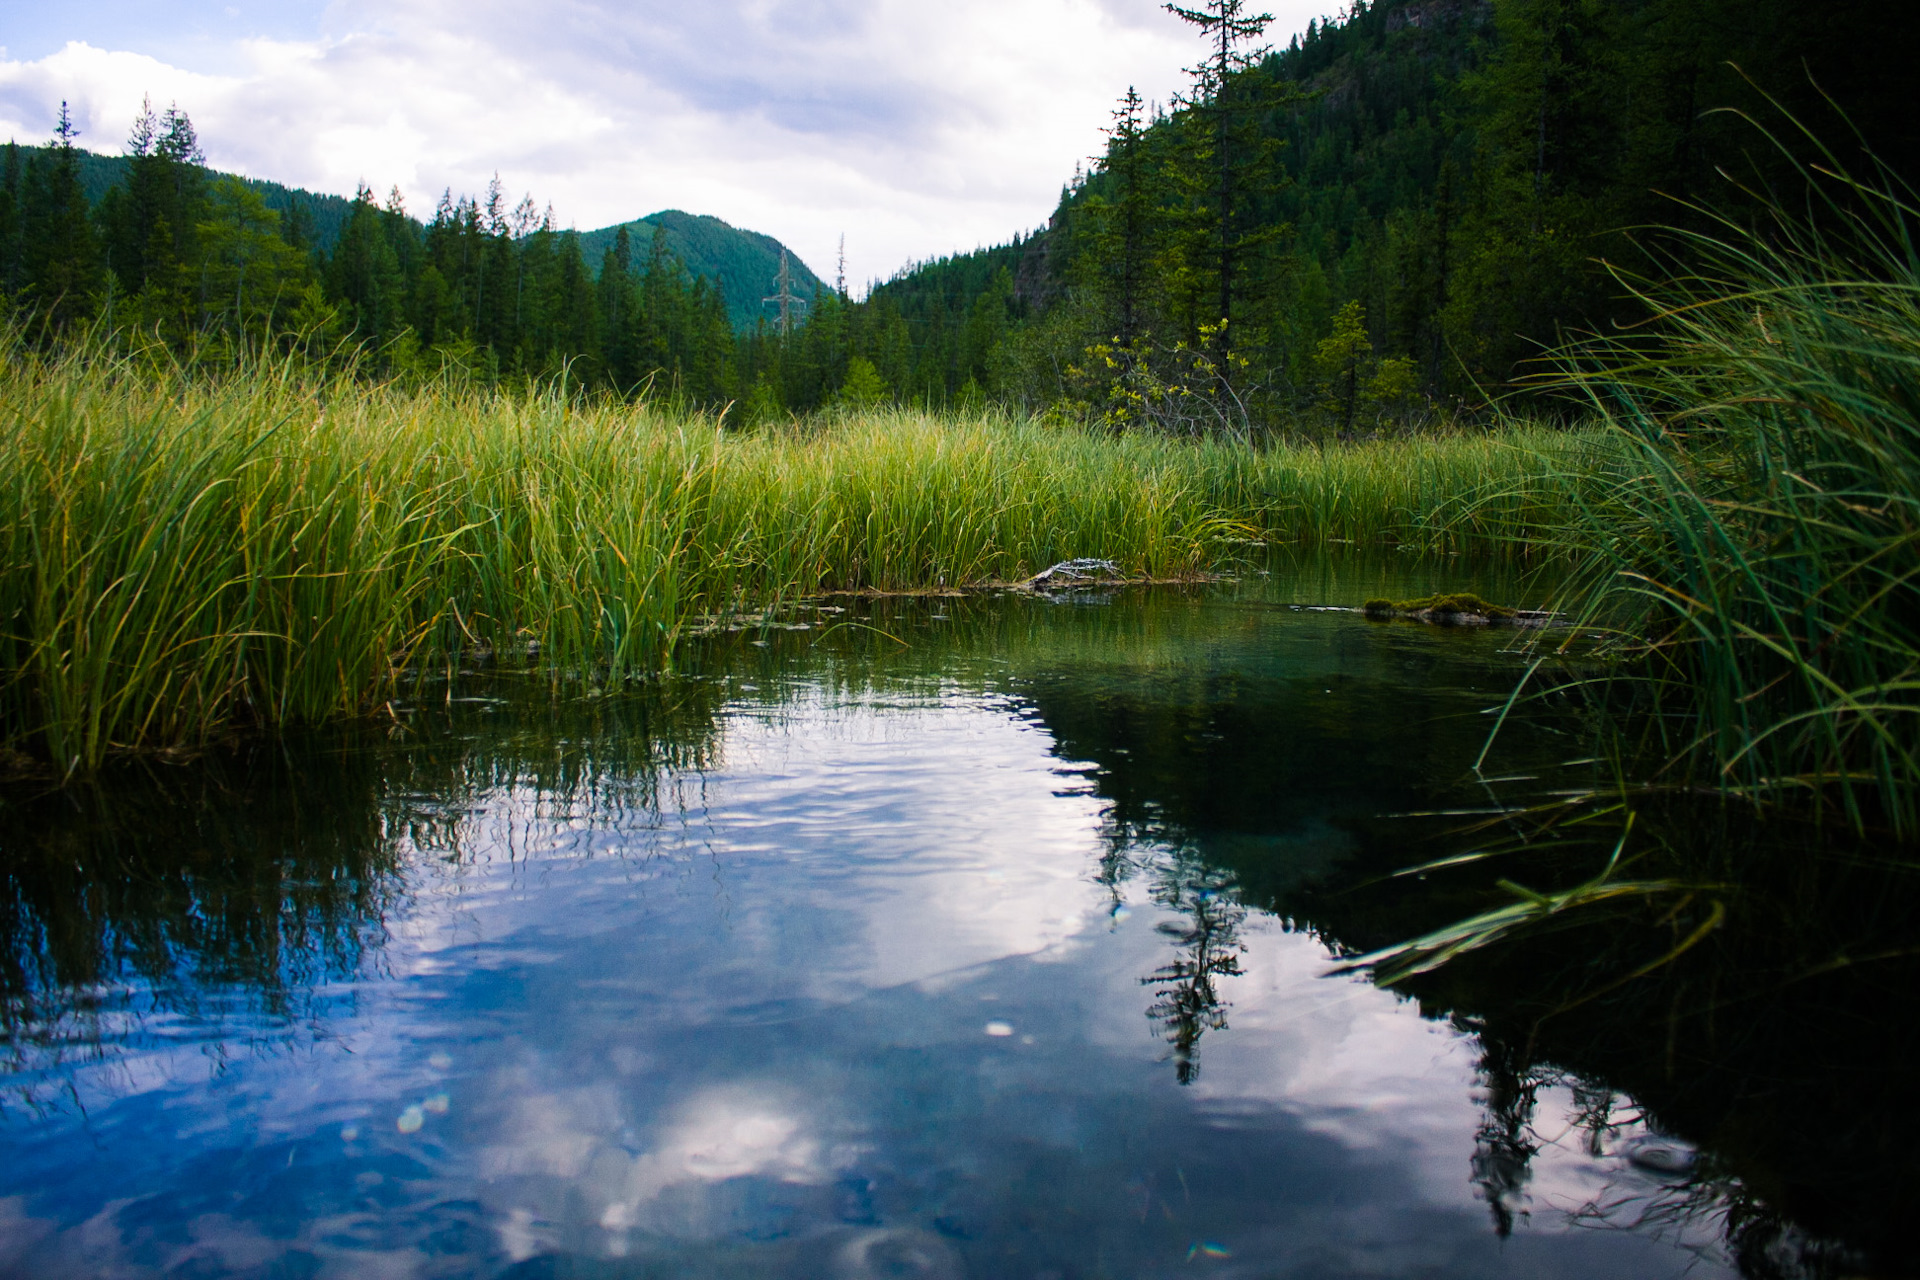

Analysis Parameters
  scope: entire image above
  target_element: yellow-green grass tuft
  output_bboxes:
[0,341,1595,771]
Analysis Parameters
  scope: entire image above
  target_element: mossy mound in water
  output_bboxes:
[1361,593,1517,622]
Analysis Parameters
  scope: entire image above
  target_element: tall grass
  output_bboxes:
[0,338,1591,771]
[1339,133,1920,1000]
[1538,134,1920,836]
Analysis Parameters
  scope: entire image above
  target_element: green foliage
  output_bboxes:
[1066,323,1261,438]
[18,104,103,331]
[1082,87,1154,346]
[1312,300,1371,427]
[836,356,889,410]
[0,102,826,415]
[1368,356,1419,405]
[9,0,1911,433]
[1309,301,1423,430]
[196,177,311,341]
[739,373,785,426]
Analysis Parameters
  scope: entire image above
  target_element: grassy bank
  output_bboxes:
[0,342,1595,772]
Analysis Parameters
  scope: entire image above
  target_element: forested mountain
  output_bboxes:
[19,142,823,333]
[0,99,845,413]
[577,210,825,331]
[844,0,1920,428]
[6,0,1917,430]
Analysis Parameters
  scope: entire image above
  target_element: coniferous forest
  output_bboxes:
[866,0,1920,430]
[3,0,1918,431]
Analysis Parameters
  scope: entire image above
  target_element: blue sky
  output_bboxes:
[1,1,333,70]
[0,0,1334,286]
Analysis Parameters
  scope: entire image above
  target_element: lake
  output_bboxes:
[0,562,1906,1279]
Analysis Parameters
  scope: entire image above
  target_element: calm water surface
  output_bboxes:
[0,565,1881,1278]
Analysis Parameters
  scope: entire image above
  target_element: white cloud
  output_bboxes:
[0,0,1338,286]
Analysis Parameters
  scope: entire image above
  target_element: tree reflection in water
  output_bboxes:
[1,588,1914,1280]
[0,675,729,1114]
[1016,623,1920,1279]
[1469,1037,1545,1237]
[1140,855,1246,1085]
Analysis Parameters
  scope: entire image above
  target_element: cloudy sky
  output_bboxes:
[0,0,1334,289]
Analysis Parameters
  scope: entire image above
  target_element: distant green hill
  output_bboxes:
[577,210,826,332]
[23,147,820,331]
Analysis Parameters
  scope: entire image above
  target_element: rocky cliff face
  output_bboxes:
[1383,0,1491,34]
[1012,224,1060,314]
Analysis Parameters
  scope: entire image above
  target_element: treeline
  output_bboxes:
[836,0,1920,432]
[8,0,1917,431]
[0,99,878,418]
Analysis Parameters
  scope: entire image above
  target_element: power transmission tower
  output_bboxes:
[836,235,847,299]
[763,248,807,337]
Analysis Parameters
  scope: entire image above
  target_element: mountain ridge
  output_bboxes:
[23,144,821,332]
[577,210,827,331]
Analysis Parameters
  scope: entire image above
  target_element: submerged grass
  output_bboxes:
[0,341,1593,772]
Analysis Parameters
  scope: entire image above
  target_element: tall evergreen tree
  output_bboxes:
[20,103,104,329]
[198,176,311,341]
[1163,0,1285,361]
[98,98,210,331]
[597,224,639,387]
[1091,86,1154,346]
[325,184,407,350]
[0,143,22,299]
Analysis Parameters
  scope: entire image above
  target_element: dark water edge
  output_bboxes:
[0,558,1914,1279]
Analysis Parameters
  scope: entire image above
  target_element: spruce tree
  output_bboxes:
[325,183,405,350]
[0,143,21,299]
[99,99,210,338]
[199,176,310,342]
[1163,0,1283,362]
[21,103,104,329]
[1094,86,1152,347]
[547,231,597,373]
[597,225,638,387]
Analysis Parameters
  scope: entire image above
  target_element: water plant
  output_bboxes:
[0,339,1593,773]
[1532,127,1920,837]
[1343,123,1920,1016]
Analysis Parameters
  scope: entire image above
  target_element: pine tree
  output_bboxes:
[546,231,598,373]
[1093,86,1154,347]
[476,177,515,356]
[597,224,638,387]
[198,176,311,342]
[1444,0,1627,384]
[98,99,210,338]
[0,143,22,299]
[325,183,406,350]
[20,103,104,329]
[1163,0,1287,362]
[1313,299,1370,432]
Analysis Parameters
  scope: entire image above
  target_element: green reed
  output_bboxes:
[1340,144,1920,997]
[0,340,1588,770]
[1531,137,1920,836]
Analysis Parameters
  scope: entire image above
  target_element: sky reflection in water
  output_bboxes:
[0,578,1739,1278]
